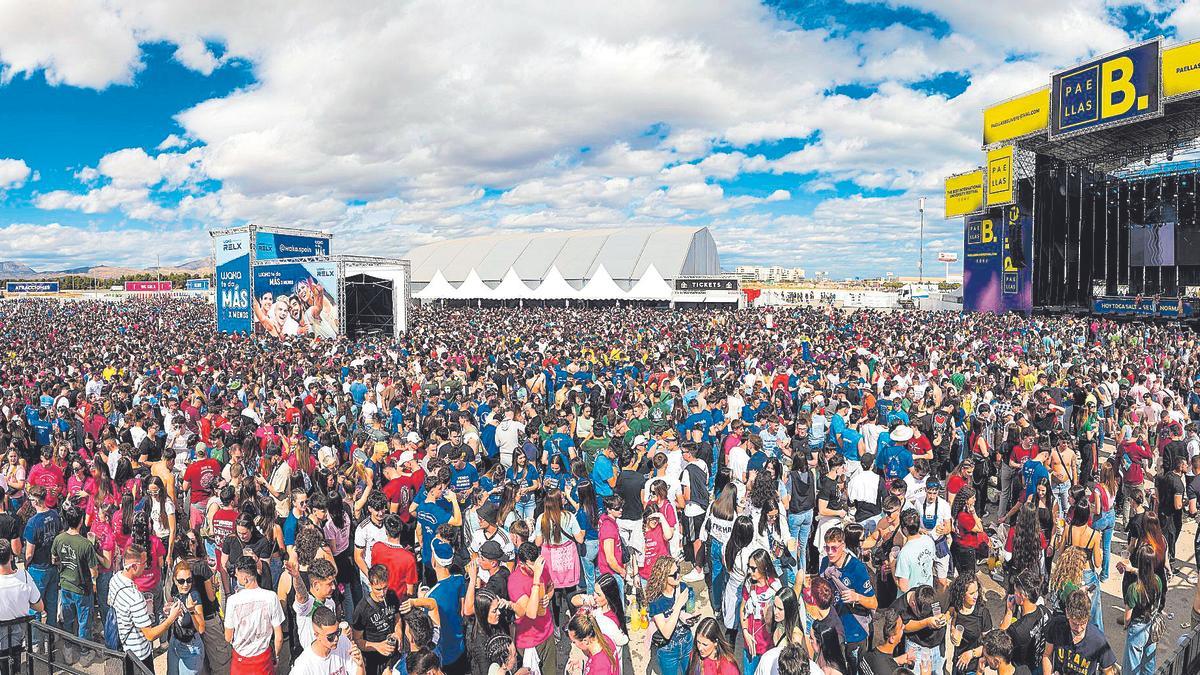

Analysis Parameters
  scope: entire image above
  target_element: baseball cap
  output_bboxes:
[632,435,648,448]
[397,450,416,466]
[479,540,510,562]
[317,447,337,469]
[406,431,421,444]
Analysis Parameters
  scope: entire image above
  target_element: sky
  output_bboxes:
[0,0,1192,277]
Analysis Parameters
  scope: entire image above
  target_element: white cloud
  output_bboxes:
[0,158,31,189]
[0,222,210,268]
[0,0,141,88]
[156,134,189,151]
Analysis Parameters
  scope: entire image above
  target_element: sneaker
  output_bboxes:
[682,568,705,584]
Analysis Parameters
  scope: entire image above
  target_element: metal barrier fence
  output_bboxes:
[0,616,153,675]
[1160,624,1200,675]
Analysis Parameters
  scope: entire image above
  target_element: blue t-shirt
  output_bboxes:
[543,433,576,466]
[542,470,570,493]
[648,591,690,645]
[879,443,913,480]
[23,509,62,567]
[506,465,540,505]
[828,413,847,443]
[1022,460,1050,497]
[591,455,615,497]
[415,499,452,566]
[818,555,875,643]
[282,512,300,547]
[839,427,863,462]
[428,574,467,663]
[576,508,598,541]
[30,418,52,446]
[349,382,368,405]
[480,425,498,459]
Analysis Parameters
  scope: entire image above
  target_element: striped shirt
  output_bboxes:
[109,573,152,659]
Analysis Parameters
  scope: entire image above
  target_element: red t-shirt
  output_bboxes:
[597,515,623,575]
[27,463,64,507]
[947,474,967,499]
[639,526,669,580]
[382,470,425,523]
[955,512,986,548]
[183,458,221,505]
[370,541,418,599]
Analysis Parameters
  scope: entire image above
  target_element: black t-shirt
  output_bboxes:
[0,513,19,543]
[615,470,646,521]
[1156,473,1185,517]
[221,532,273,581]
[859,649,900,675]
[483,567,510,600]
[1006,606,1049,673]
[788,469,816,513]
[187,559,219,619]
[351,590,402,643]
[818,476,846,512]
[1044,615,1116,675]
[892,594,944,650]
[952,607,992,674]
[1187,473,1200,505]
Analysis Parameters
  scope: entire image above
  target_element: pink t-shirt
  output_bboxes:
[639,526,669,580]
[508,566,553,649]
[701,658,739,675]
[597,516,623,575]
[583,637,619,675]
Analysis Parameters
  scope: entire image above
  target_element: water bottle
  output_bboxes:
[685,586,696,614]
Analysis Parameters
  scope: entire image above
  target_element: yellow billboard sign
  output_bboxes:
[1163,41,1200,98]
[986,145,1014,206]
[945,170,984,218]
[982,87,1050,145]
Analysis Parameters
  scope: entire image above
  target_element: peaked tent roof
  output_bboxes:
[530,266,578,299]
[578,264,627,300]
[452,269,493,299]
[492,267,534,299]
[626,264,673,300]
[415,270,455,299]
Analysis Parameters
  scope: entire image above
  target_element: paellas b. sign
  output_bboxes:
[1051,39,1162,139]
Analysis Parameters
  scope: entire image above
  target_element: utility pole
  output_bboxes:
[918,197,926,283]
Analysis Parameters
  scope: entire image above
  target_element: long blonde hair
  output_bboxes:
[566,612,616,670]
[540,489,565,544]
[1049,546,1087,595]
[645,557,678,604]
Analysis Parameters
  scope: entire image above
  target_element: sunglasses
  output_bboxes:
[323,631,340,643]
[175,577,192,585]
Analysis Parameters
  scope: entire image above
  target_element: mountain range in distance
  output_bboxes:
[0,257,214,279]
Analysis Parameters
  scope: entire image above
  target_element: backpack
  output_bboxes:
[104,584,138,651]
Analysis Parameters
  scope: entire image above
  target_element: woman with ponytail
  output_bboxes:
[566,611,620,675]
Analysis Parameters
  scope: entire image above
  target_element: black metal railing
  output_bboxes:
[0,616,155,675]
[1159,622,1200,675]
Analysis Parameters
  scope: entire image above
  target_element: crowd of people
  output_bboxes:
[0,296,1196,675]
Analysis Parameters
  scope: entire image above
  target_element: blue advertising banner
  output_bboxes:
[1092,296,1196,318]
[254,231,330,260]
[5,281,58,293]
[215,231,252,333]
[963,204,1032,313]
[252,261,340,338]
[185,278,211,291]
[1050,39,1161,139]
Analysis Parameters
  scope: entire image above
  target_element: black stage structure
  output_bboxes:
[1005,97,1200,316]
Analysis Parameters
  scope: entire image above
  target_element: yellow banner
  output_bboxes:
[983,88,1049,145]
[945,170,984,218]
[986,145,1014,206]
[1163,41,1200,98]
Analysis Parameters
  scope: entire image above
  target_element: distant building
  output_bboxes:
[733,265,805,283]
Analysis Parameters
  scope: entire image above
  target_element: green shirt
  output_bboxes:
[52,531,98,595]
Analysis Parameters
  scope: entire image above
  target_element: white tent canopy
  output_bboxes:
[530,266,578,299]
[415,270,455,300]
[491,267,534,300]
[626,264,673,301]
[578,264,626,300]
[453,269,493,299]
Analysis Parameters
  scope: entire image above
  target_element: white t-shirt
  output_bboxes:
[224,586,285,658]
[294,594,338,651]
[354,520,389,569]
[290,636,361,675]
[148,498,176,539]
[727,444,750,483]
[533,513,581,546]
[678,460,709,517]
[0,570,40,649]
[754,645,822,675]
[847,470,881,517]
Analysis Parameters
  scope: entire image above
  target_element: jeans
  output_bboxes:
[998,464,1016,517]
[709,539,726,620]
[27,565,59,628]
[906,641,944,675]
[656,629,693,675]
[743,652,762,675]
[1052,481,1070,514]
[788,510,813,576]
[1123,619,1157,675]
[1093,509,1115,580]
[581,539,598,593]
[168,635,205,675]
[58,590,93,642]
[95,572,112,628]
[1083,569,1103,631]
[268,556,283,592]
[514,500,535,526]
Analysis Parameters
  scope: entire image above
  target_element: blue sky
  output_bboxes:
[0,0,1190,276]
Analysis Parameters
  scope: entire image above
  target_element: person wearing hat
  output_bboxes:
[474,540,512,598]
[414,474,462,586]
[407,537,468,675]
[469,502,515,564]
[912,474,953,590]
[877,424,915,482]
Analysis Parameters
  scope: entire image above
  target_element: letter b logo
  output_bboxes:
[981,219,995,244]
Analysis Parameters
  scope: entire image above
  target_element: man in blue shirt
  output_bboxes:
[542,420,576,467]
[591,444,618,498]
[876,425,914,481]
[415,475,462,585]
[448,449,479,507]
[818,525,878,666]
[412,539,467,673]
